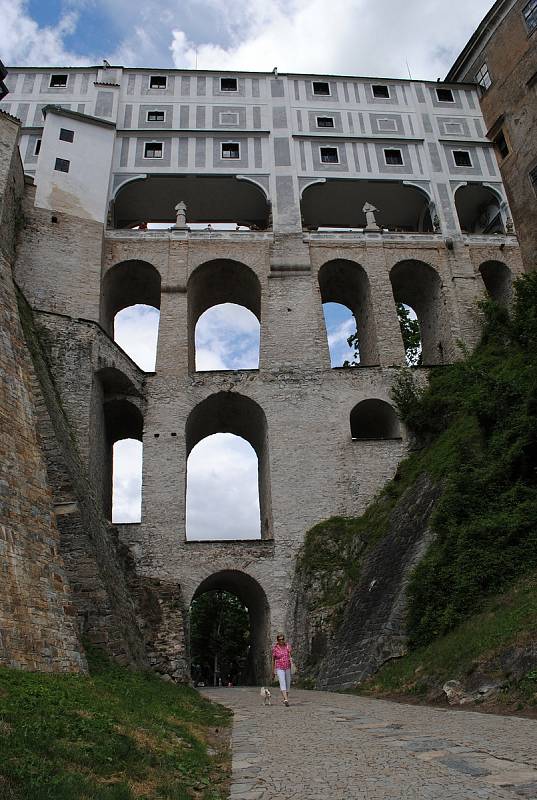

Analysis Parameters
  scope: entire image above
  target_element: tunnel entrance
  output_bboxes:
[190,570,270,686]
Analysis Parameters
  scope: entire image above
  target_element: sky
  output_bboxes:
[1,0,496,538]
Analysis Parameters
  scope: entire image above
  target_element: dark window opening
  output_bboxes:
[494,130,509,160]
[144,142,163,158]
[453,150,472,167]
[222,142,240,159]
[523,0,537,33]
[320,146,339,164]
[436,87,454,102]
[313,81,330,96]
[317,116,335,128]
[530,165,537,195]
[221,77,238,92]
[372,84,390,98]
[34,139,41,156]
[147,110,165,121]
[59,127,74,143]
[49,74,67,88]
[54,157,70,173]
[149,75,167,89]
[384,148,403,166]
[476,63,492,90]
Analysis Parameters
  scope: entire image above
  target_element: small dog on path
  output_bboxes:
[260,687,272,706]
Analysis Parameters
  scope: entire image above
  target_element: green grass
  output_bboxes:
[0,648,231,800]
[353,570,537,708]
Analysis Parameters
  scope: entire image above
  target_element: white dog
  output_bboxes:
[260,686,272,706]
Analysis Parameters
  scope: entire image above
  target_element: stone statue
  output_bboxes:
[173,201,188,229]
[362,202,380,231]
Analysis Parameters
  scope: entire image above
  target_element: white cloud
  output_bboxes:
[195,303,260,371]
[186,433,260,540]
[114,304,160,371]
[112,439,142,523]
[0,0,87,66]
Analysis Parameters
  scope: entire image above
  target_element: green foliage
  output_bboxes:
[190,592,250,686]
[0,647,231,800]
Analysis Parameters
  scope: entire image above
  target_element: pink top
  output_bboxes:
[272,642,292,670]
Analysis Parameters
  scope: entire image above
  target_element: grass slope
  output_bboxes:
[0,648,231,800]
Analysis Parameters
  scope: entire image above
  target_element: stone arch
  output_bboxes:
[93,367,143,520]
[101,259,161,336]
[318,259,379,366]
[350,399,401,440]
[479,260,513,305]
[185,392,272,540]
[191,569,271,684]
[187,259,261,372]
[454,183,504,234]
[390,259,451,365]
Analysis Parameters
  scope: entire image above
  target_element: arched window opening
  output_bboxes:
[479,261,513,305]
[101,260,161,354]
[190,570,270,685]
[190,590,251,687]
[114,304,160,371]
[112,438,142,522]
[188,260,261,373]
[397,303,422,366]
[455,184,504,234]
[318,260,379,367]
[390,260,450,366]
[322,302,358,366]
[350,399,401,440]
[185,393,272,541]
[186,433,260,540]
[195,303,260,371]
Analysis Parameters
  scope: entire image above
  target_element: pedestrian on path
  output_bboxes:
[272,633,293,706]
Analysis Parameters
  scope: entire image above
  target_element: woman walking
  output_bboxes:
[272,633,293,706]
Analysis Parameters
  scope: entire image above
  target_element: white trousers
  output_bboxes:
[276,667,291,692]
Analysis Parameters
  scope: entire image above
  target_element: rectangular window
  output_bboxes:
[372,84,390,99]
[149,75,167,89]
[475,63,492,90]
[59,128,74,143]
[377,118,397,131]
[144,142,163,158]
[219,111,239,125]
[523,0,537,33]
[221,142,240,159]
[34,138,41,156]
[320,146,339,164]
[316,116,335,128]
[220,77,238,92]
[453,149,472,167]
[54,157,70,172]
[436,87,454,102]
[49,74,68,88]
[494,130,509,160]
[312,81,330,96]
[384,148,403,166]
[147,110,165,122]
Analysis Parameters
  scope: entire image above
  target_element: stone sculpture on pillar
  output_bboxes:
[172,201,188,230]
[362,202,380,232]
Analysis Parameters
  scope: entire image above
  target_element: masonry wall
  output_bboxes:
[0,111,85,672]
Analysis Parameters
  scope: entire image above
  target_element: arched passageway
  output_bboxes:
[479,260,513,305]
[455,184,504,234]
[101,260,161,370]
[195,303,260,370]
[185,393,272,540]
[350,399,401,440]
[318,260,379,366]
[188,260,261,372]
[190,570,270,685]
[390,260,451,365]
[92,367,144,521]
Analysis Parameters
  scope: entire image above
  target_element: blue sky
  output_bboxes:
[1,0,496,537]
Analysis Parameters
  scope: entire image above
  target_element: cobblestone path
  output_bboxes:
[202,687,537,800]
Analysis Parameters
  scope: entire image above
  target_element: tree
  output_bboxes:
[344,303,422,367]
[190,591,250,686]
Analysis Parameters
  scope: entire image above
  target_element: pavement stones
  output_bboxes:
[202,688,537,800]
